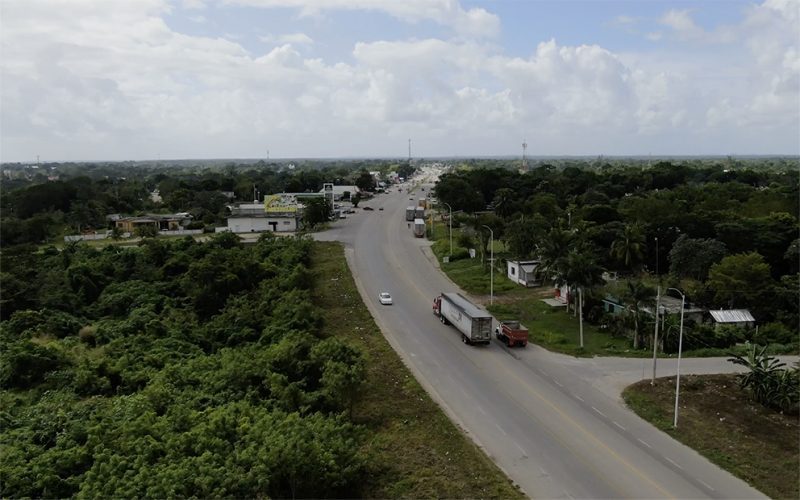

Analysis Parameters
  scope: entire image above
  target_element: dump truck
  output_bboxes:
[432,292,492,345]
[495,320,528,347]
[405,206,415,221]
[418,198,427,209]
[413,218,425,237]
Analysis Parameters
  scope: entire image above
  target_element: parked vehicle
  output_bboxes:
[414,206,425,219]
[495,320,528,347]
[406,206,415,221]
[363,206,374,211]
[413,218,425,237]
[432,293,492,345]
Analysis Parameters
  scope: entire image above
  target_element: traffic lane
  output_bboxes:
[353,230,620,498]
[491,339,766,498]
[374,216,727,498]
[362,212,663,497]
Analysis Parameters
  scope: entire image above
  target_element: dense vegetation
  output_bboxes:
[0,234,370,498]
[433,159,799,353]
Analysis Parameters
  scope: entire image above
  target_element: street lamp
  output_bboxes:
[668,287,686,428]
[443,202,453,257]
[481,224,494,305]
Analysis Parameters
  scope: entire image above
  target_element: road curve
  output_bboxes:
[317,186,767,499]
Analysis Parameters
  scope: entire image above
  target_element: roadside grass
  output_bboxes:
[310,241,522,499]
[488,298,636,357]
[623,374,799,500]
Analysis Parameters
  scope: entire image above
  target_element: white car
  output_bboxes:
[379,292,393,305]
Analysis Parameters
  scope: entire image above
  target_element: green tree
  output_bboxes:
[668,234,727,280]
[622,280,656,350]
[302,197,332,229]
[609,223,645,274]
[707,252,772,309]
[354,170,375,192]
[562,249,604,348]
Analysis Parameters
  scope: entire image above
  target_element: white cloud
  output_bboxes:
[225,0,500,37]
[260,32,314,45]
[0,0,797,160]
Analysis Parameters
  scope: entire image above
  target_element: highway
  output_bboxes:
[317,182,767,499]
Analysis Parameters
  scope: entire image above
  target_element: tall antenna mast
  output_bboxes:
[521,140,528,172]
[408,138,411,162]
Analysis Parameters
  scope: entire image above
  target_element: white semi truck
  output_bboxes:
[432,292,492,345]
[413,218,425,237]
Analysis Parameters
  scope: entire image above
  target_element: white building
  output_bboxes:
[220,195,301,233]
[319,185,359,201]
[507,260,542,287]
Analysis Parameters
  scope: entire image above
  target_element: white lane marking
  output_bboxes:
[665,457,684,470]
[552,379,563,387]
[612,421,626,431]
[573,394,584,402]
[637,438,652,449]
[539,466,548,476]
[698,479,715,491]
[514,442,528,457]
[476,405,487,416]
[564,492,575,500]
[591,406,606,418]
[494,423,507,436]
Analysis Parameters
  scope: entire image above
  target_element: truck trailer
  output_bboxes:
[405,206,415,221]
[432,293,492,345]
[413,218,425,237]
[414,206,425,219]
[495,320,528,347]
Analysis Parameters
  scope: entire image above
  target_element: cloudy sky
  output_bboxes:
[1,0,798,162]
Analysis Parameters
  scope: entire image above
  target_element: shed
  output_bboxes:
[507,260,542,287]
[709,309,755,329]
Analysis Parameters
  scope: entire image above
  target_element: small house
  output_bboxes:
[709,309,755,330]
[507,260,542,287]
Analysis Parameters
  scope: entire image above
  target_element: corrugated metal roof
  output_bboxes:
[443,292,491,319]
[710,310,755,323]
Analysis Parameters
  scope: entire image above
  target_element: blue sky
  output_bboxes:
[1,0,798,161]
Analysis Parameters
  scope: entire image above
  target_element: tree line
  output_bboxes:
[434,159,799,351]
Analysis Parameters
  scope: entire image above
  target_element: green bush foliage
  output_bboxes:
[0,235,368,498]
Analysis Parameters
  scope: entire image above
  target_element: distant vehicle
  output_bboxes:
[432,293,492,345]
[379,292,393,305]
[405,206,415,221]
[414,206,425,219]
[495,320,528,347]
[339,213,346,219]
[413,218,425,237]
[363,206,374,211]
[421,187,425,191]
[379,207,384,211]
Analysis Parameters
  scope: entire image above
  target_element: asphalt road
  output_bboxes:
[317,185,768,499]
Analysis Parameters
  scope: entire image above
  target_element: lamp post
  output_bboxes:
[652,237,660,386]
[668,287,686,428]
[443,202,453,256]
[482,224,494,305]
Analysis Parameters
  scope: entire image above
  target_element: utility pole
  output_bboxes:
[482,225,494,305]
[652,237,660,385]
[408,138,411,162]
[670,288,686,428]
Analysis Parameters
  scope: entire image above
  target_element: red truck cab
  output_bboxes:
[495,320,528,347]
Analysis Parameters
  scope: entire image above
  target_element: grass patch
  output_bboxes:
[488,298,637,357]
[623,374,799,499]
[311,241,522,498]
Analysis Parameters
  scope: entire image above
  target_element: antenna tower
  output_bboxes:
[521,140,528,172]
[408,138,411,162]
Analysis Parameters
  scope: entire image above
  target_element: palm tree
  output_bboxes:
[563,249,604,348]
[610,223,645,273]
[622,279,655,349]
[538,226,573,284]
